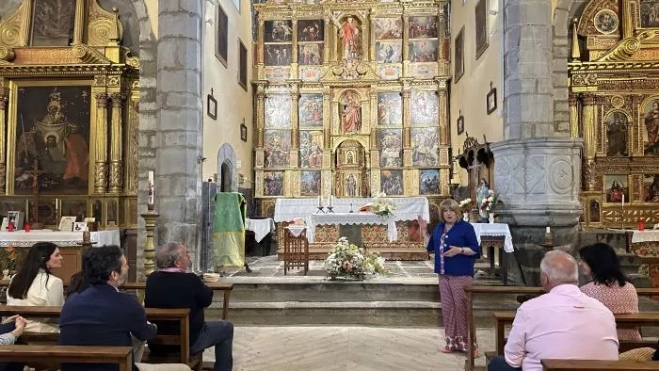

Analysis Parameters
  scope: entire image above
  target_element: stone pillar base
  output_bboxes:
[490,137,583,248]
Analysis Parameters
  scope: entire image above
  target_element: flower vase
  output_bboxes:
[488,213,495,224]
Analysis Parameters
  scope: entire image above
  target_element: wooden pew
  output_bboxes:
[122,281,234,320]
[0,345,133,371]
[464,286,659,371]
[541,359,659,370]
[493,311,659,356]
[0,305,202,370]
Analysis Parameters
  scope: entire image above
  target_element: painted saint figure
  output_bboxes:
[341,91,361,133]
[63,124,89,181]
[644,100,659,153]
[338,17,360,60]
[346,174,357,197]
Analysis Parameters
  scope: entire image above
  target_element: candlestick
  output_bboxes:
[546,226,550,234]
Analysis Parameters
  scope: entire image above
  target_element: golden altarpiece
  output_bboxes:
[0,1,139,234]
[570,0,659,227]
[252,0,450,258]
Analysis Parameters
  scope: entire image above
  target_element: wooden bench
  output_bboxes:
[0,345,133,371]
[463,286,659,371]
[493,311,659,356]
[0,305,202,370]
[122,281,234,320]
[541,359,659,370]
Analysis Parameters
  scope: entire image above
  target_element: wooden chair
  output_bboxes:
[0,345,133,371]
[283,227,309,275]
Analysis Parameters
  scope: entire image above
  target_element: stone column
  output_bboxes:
[94,93,109,194]
[155,0,203,252]
[109,93,125,194]
[490,0,583,249]
[0,91,7,194]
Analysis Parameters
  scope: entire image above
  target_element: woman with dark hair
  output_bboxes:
[579,242,641,341]
[64,271,89,299]
[6,242,64,333]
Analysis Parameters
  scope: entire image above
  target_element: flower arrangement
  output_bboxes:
[358,192,396,218]
[324,237,388,280]
[480,190,499,212]
[458,198,473,213]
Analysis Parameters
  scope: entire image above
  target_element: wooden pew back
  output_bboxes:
[542,359,659,370]
[0,345,133,371]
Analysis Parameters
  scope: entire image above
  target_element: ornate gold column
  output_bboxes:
[581,93,597,192]
[569,92,579,138]
[622,0,633,39]
[437,10,448,75]
[323,16,331,64]
[290,84,300,168]
[94,93,109,194]
[402,15,410,61]
[438,83,449,146]
[0,89,7,194]
[291,19,299,64]
[109,93,125,194]
[73,0,85,44]
[401,82,412,147]
[256,84,266,148]
[323,86,332,148]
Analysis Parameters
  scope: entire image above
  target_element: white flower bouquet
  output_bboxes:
[458,198,473,213]
[358,192,396,218]
[324,237,388,280]
[480,190,499,212]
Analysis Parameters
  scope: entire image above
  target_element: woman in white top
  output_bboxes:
[6,242,64,333]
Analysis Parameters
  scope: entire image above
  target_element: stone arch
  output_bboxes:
[216,143,239,192]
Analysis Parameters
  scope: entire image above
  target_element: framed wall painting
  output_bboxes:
[486,83,497,114]
[238,39,248,91]
[454,27,465,83]
[457,113,465,135]
[240,122,248,142]
[207,90,218,120]
[216,4,228,67]
[475,0,489,59]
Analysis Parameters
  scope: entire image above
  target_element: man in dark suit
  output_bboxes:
[60,245,157,371]
[145,242,233,371]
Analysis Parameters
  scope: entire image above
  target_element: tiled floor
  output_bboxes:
[203,326,494,371]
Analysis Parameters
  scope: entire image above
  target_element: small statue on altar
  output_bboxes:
[476,178,489,222]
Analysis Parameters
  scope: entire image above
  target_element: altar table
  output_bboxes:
[471,223,514,253]
[245,218,275,243]
[274,197,430,222]
[471,223,514,285]
[307,213,396,243]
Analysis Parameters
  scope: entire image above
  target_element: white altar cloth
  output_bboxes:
[245,218,275,243]
[274,197,430,223]
[0,230,121,247]
[632,230,659,244]
[470,223,514,253]
[306,213,396,243]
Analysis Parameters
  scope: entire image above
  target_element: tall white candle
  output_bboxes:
[621,194,625,207]
[329,195,333,207]
[546,227,550,234]
[317,196,321,207]
[148,171,155,205]
[148,171,154,184]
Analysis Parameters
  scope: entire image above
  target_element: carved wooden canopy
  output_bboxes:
[456,132,493,169]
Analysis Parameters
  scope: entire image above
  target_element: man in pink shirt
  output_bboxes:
[487,250,619,371]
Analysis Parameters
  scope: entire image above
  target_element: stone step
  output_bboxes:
[207,299,519,327]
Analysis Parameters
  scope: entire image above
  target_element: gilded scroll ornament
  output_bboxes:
[72,44,112,64]
[87,1,122,46]
[572,73,598,86]
[0,3,25,47]
[0,46,15,63]
[596,37,641,62]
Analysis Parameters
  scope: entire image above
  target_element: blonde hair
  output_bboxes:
[438,199,463,222]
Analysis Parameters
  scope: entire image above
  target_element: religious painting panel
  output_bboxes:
[337,16,362,60]
[264,171,285,196]
[641,97,659,155]
[264,20,293,42]
[378,129,402,168]
[264,95,292,128]
[107,199,118,225]
[299,94,324,128]
[216,4,228,66]
[376,41,402,63]
[374,18,403,39]
[604,175,628,203]
[340,91,362,134]
[377,92,403,127]
[297,20,324,41]
[298,43,324,65]
[378,66,401,80]
[454,27,465,82]
[409,64,438,79]
[411,128,439,167]
[640,0,659,28]
[408,16,438,39]
[343,172,360,197]
[380,170,404,196]
[410,90,439,126]
[263,130,291,167]
[62,199,86,221]
[594,9,619,34]
[13,85,92,196]
[264,67,291,81]
[475,0,489,59]
[299,131,324,168]
[31,0,76,46]
[409,40,438,62]
[92,200,103,224]
[419,169,440,195]
[589,199,601,222]
[300,67,322,82]
[604,110,628,156]
[300,171,321,196]
[264,44,293,66]
[643,174,659,202]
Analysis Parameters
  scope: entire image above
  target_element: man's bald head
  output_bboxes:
[540,250,579,291]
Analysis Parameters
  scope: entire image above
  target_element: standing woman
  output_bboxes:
[426,199,480,356]
[7,242,64,333]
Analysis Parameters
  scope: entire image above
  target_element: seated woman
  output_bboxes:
[64,271,89,300]
[6,242,64,333]
[578,242,641,341]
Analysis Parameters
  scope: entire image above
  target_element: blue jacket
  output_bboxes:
[426,220,480,276]
[59,283,158,371]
